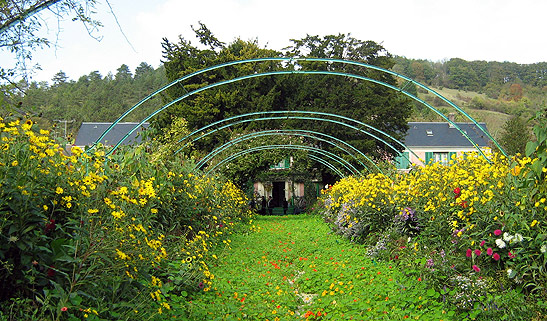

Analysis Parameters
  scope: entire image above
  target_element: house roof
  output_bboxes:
[74,122,149,147]
[403,122,490,147]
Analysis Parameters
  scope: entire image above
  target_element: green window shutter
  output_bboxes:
[284,157,290,169]
[449,152,457,165]
[395,152,410,169]
[425,151,434,165]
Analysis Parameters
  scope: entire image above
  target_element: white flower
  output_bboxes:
[495,239,506,249]
[8,235,18,243]
[503,232,513,242]
[541,244,547,253]
[513,233,524,243]
[507,269,513,277]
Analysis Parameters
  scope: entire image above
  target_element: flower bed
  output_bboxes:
[317,116,547,319]
[0,117,253,320]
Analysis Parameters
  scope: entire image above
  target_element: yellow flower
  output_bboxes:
[11,160,18,167]
[531,220,538,227]
[56,187,63,194]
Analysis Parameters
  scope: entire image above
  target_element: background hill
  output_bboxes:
[2,55,544,144]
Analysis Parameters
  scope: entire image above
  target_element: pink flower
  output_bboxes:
[466,249,472,257]
[494,229,502,236]
[474,249,481,256]
[508,252,515,259]
[487,248,493,256]
[480,240,485,247]
[472,265,481,272]
[61,307,68,312]
[493,253,500,261]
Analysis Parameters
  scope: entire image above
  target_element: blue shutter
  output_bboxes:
[395,152,410,169]
[449,152,457,165]
[425,152,434,165]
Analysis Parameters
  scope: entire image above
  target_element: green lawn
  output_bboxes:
[179,215,452,320]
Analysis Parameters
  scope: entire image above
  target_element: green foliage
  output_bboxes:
[318,133,547,318]
[499,116,530,155]
[0,116,254,320]
[4,64,167,137]
[181,215,455,320]
[159,26,413,187]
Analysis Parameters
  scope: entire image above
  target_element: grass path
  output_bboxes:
[183,215,450,320]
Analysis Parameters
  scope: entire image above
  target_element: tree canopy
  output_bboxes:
[158,25,413,182]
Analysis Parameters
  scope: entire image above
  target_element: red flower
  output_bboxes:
[61,307,68,312]
[474,249,481,256]
[480,240,485,247]
[453,187,461,197]
[493,253,500,261]
[45,219,56,233]
[47,266,55,277]
[508,252,515,259]
[494,229,502,236]
[466,249,472,257]
[472,265,481,272]
[487,248,493,256]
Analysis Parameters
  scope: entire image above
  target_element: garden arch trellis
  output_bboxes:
[207,144,359,176]
[88,58,505,173]
[193,129,378,173]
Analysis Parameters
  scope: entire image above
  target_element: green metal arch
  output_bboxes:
[208,144,359,176]
[308,154,345,178]
[90,58,505,162]
[175,112,415,167]
[194,129,374,173]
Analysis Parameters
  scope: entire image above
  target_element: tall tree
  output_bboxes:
[499,116,530,156]
[159,26,413,183]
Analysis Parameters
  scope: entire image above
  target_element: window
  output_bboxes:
[433,152,449,166]
[270,157,290,169]
[425,152,458,166]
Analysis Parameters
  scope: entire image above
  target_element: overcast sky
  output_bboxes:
[2,0,546,83]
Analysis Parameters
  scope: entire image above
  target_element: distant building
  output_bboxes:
[395,121,491,170]
[73,122,149,150]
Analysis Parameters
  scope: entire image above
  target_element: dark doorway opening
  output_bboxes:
[272,181,285,207]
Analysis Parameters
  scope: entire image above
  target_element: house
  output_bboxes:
[73,122,149,150]
[395,121,491,170]
[253,156,322,214]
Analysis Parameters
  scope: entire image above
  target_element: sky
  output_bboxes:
[2,0,547,83]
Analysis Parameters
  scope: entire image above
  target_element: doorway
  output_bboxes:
[272,181,285,207]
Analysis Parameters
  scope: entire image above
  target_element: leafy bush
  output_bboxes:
[0,116,253,320]
[317,113,547,318]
